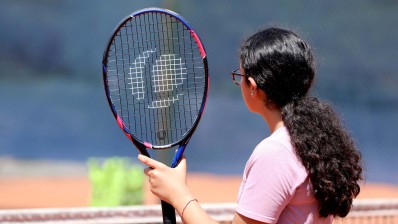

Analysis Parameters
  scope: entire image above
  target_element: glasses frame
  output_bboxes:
[230,68,247,86]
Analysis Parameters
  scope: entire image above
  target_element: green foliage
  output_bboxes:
[87,157,144,206]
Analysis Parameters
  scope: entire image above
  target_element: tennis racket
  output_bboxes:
[102,8,209,224]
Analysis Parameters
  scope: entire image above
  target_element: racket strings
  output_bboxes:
[106,12,205,146]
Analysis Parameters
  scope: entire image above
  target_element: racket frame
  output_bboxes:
[102,7,208,161]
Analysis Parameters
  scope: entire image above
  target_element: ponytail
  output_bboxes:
[281,96,362,217]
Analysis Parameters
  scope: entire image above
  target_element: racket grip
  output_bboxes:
[161,200,176,224]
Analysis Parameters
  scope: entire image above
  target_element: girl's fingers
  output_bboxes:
[138,154,165,169]
[143,167,152,176]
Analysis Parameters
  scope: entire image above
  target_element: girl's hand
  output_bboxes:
[138,154,193,206]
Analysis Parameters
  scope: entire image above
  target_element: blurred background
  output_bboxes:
[0,0,397,187]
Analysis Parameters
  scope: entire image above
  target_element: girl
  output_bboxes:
[138,27,363,224]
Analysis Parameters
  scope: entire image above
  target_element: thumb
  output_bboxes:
[175,155,187,172]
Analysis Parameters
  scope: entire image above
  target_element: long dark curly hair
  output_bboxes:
[240,27,363,218]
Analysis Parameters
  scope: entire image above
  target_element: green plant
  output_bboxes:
[87,157,144,206]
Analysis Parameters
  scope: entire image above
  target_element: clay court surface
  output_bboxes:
[1,173,398,209]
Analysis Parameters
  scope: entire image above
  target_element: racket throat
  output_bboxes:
[134,141,151,157]
[171,144,187,168]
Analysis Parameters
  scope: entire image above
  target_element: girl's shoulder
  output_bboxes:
[254,126,294,156]
[250,126,305,171]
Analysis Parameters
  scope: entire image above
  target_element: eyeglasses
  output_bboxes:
[230,68,246,86]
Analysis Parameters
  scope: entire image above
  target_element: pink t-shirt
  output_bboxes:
[236,126,333,224]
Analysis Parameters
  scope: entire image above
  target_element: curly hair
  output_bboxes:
[240,27,363,217]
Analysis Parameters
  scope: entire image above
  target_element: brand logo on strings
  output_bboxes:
[128,49,187,109]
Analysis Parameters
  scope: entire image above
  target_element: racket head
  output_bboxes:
[102,8,209,151]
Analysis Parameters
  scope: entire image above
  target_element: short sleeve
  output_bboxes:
[236,140,307,223]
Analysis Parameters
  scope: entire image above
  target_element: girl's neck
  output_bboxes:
[259,107,284,134]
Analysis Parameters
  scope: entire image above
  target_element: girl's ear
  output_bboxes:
[248,77,258,96]
[248,77,268,102]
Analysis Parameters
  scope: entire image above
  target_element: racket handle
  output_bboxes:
[161,200,176,224]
